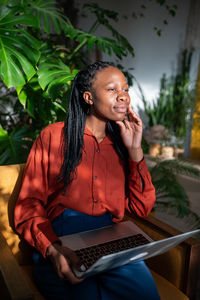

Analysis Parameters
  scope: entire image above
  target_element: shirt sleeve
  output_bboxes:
[14,129,60,258]
[125,157,156,217]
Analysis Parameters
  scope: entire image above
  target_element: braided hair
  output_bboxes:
[58,61,129,191]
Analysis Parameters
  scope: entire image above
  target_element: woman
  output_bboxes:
[15,61,160,299]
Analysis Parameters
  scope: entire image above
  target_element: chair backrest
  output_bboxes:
[0,164,28,263]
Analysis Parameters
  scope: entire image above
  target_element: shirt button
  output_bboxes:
[96,149,100,153]
[94,176,97,179]
[139,167,142,171]
[94,199,98,203]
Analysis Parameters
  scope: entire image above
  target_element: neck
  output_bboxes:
[86,115,107,142]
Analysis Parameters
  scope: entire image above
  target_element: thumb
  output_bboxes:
[62,247,82,271]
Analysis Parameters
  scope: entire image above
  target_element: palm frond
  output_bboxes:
[148,157,200,228]
[150,158,200,179]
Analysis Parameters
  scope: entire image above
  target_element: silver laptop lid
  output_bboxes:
[74,228,200,279]
[60,221,200,279]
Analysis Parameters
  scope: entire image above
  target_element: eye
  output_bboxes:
[107,88,116,92]
[124,88,129,92]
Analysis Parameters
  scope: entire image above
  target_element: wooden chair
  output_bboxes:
[0,164,200,300]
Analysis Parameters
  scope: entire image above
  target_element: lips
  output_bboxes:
[113,106,127,113]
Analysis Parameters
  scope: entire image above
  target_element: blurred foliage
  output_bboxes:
[141,136,149,154]
[141,50,195,139]
[126,0,178,36]
[149,157,200,229]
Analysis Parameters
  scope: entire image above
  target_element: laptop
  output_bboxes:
[59,221,200,279]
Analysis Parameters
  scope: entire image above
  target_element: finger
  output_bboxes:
[127,106,138,118]
[62,247,82,269]
[69,252,83,271]
[64,269,83,284]
[124,120,132,130]
[57,268,65,280]
[62,247,86,276]
[128,108,139,120]
[128,109,142,126]
[116,120,126,132]
[60,258,83,284]
[124,114,128,121]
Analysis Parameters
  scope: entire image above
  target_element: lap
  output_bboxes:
[98,261,160,300]
[34,262,100,300]
[33,209,160,299]
[34,259,160,300]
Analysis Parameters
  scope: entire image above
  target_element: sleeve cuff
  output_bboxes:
[129,157,149,178]
[36,221,61,258]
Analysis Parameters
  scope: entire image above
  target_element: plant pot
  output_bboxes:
[174,148,184,158]
[161,146,174,158]
[149,142,161,157]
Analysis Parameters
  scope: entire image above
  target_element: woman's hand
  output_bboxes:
[46,243,84,284]
[116,106,143,162]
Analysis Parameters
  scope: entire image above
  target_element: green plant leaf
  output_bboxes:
[1,13,39,28]
[0,6,42,88]
[87,36,96,51]
[27,97,35,118]
[28,0,71,34]
[0,43,25,87]
[38,69,70,90]
[0,126,35,165]
[37,61,75,98]
[65,24,129,59]
[0,125,8,141]
[83,3,134,57]
[53,101,66,113]
[46,75,73,98]
[17,88,27,105]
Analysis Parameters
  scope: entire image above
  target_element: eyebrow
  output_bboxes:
[104,81,128,86]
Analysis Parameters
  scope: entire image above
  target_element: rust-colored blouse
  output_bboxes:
[14,122,156,257]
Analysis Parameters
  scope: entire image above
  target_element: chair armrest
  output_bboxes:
[124,212,200,300]
[0,231,34,300]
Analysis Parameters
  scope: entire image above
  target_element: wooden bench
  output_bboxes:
[0,164,200,300]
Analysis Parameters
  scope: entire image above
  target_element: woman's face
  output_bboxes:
[85,66,130,122]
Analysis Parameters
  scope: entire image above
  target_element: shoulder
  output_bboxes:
[40,122,65,138]
[34,122,65,148]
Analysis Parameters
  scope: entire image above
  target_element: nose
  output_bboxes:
[117,91,129,103]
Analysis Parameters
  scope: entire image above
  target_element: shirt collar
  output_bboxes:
[84,126,113,145]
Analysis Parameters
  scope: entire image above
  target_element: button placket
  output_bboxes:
[92,145,96,209]
[92,144,101,210]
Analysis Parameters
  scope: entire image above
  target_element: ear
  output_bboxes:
[83,91,93,105]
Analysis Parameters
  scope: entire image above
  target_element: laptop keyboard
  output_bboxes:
[75,233,150,270]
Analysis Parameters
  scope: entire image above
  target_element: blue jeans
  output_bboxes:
[33,209,160,300]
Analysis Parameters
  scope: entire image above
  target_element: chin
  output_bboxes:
[113,114,125,122]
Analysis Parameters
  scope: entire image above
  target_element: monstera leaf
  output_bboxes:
[38,60,78,98]
[0,0,70,89]
[0,6,41,88]
[26,0,71,34]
